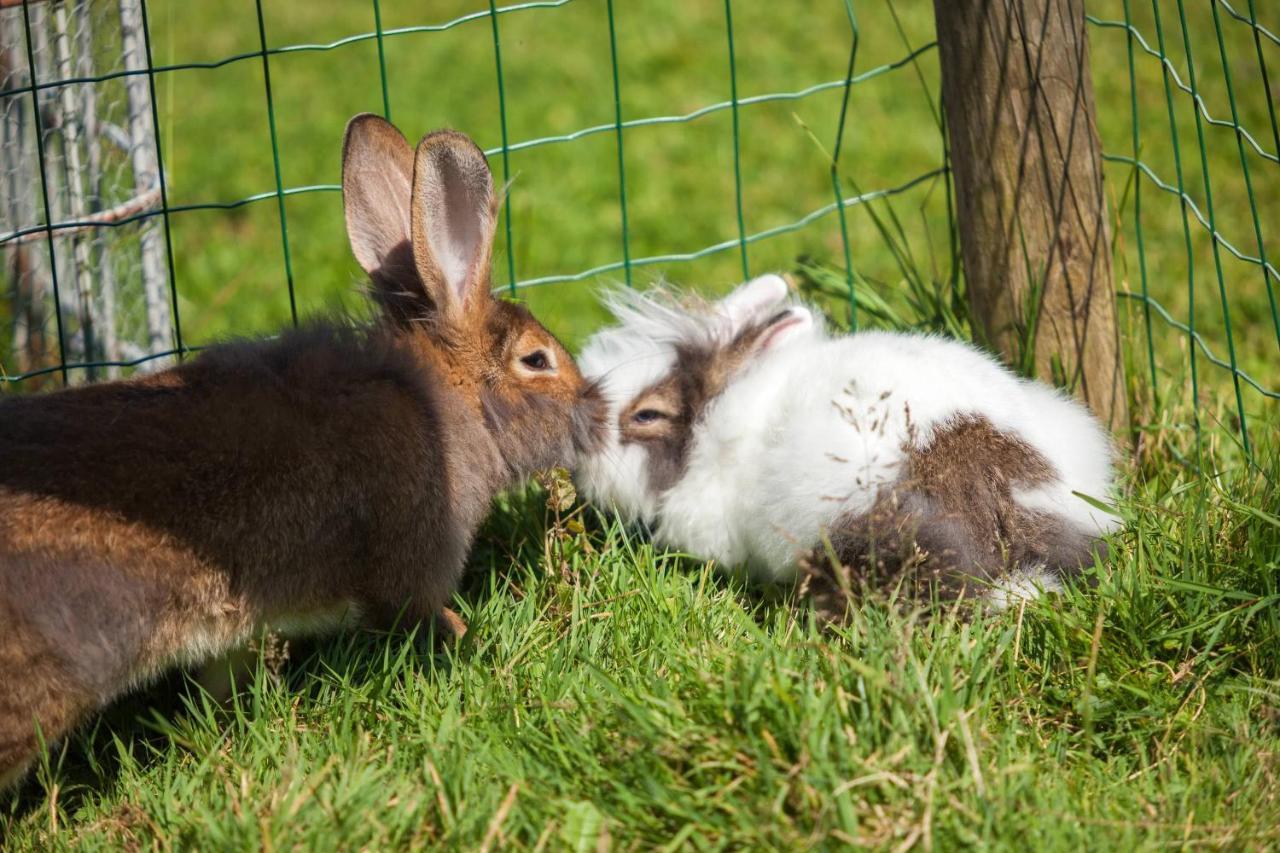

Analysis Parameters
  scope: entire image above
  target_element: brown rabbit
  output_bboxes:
[0,115,605,788]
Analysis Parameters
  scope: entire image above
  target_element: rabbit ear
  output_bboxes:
[410,130,498,325]
[717,274,790,335]
[342,114,416,287]
[756,305,814,352]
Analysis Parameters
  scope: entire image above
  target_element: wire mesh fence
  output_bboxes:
[0,0,1275,460]
[2,0,174,386]
[1092,0,1279,464]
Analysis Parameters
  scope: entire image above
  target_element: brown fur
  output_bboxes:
[619,312,783,492]
[0,116,606,786]
[803,415,1104,622]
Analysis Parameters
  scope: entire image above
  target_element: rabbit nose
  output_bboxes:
[572,382,609,454]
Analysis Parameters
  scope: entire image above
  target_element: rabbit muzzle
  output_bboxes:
[570,379,609,461]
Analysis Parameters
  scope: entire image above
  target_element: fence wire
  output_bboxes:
[0,0,1275,464]
[1090,0,1279,462]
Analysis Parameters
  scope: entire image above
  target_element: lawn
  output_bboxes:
[2,0,1279,848]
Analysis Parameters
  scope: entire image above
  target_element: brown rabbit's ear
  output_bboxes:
[410,130,498,325]
[341,114,417,297]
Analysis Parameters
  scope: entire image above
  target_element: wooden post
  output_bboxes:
[934,0,1127,432]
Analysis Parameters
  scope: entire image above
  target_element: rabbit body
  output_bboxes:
[576,276,1117,604]
[0,117,604,787]
[660,329,1117,580]
[0,328,476,782]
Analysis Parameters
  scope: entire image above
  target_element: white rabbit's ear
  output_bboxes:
[717,274,790,336]
[756,305,813,353]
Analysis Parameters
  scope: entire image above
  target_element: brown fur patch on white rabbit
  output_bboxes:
[802,415,1105,621]
[617,308,799,493]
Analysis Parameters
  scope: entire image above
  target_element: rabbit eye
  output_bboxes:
[632,408,667,424]
[520,351,552,371]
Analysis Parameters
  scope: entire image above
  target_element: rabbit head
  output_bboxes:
[575,274,817,522]
[342,114,605,477]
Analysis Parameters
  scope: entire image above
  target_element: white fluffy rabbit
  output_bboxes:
[576,274,1118,610]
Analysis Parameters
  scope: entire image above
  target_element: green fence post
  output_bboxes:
[605,0,632,287]
[487,0,517,295]
[830,0,860,330]
[373,0,392,121]
[253,0,299,327]
[722,0,749,280]
[1122,0,1159,406]
[1173,0,1251,460]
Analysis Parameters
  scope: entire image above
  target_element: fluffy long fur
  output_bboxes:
[576,275,1119,605]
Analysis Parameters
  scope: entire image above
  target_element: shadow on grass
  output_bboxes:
[1,601,465,832]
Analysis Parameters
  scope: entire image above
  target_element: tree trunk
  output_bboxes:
[934,0,1127,433]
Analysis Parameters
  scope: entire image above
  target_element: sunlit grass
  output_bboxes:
[2,419,1277,847]
[2,0,1278,847]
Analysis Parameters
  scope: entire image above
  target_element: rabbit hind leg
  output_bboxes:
[0,602,99,791]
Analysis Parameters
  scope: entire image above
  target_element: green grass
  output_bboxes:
[1,427,1277,848]
[3,0,1280,847]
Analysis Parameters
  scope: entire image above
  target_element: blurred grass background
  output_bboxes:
[148,0,945,347]
[128,0,1277,450]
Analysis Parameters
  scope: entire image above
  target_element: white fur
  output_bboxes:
[984,564,1063,611]
[577,321,676,524]
[718,274,790,331]
[577,279,1119,599]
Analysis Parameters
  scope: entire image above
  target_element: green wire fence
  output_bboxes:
[0,0,1275,462]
